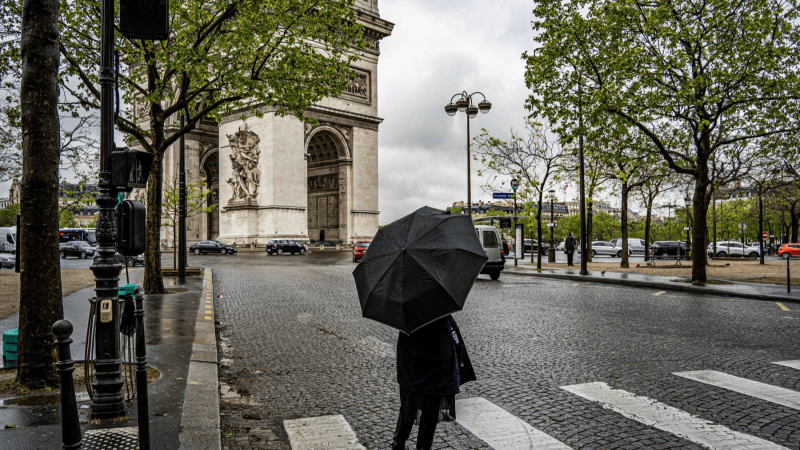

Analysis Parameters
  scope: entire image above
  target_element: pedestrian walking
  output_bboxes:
[392,314,476,450]
[565,232,577,266]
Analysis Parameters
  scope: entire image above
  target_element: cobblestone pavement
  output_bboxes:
[201,251,800,450]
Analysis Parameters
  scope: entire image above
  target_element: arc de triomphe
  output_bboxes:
[157,3,392,246]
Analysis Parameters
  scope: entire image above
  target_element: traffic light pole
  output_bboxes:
[178,115,186,282]
[90,0,125,419]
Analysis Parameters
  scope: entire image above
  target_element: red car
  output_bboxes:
[778,243,800,259]
[353,241,370,262]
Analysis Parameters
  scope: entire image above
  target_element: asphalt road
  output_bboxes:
[193,251,800,450]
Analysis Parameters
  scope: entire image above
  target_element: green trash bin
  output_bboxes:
[119,283,138,296]
[3,328,18,361]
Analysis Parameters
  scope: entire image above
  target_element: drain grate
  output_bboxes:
[83,427,139,449]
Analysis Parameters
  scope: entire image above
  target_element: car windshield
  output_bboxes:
[214,241,224,246]
[75,241,92,248]
[359,242,370,248]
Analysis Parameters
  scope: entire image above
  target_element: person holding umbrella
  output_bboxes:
[353,206,484,450]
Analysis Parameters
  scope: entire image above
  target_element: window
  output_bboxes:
[482,231,498,248]
[6,234,12,244]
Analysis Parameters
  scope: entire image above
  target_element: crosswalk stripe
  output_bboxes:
[283,415,365,450]
[674,370,800,411]
[561,381,787,449]
[773,360,800,370]
[455,397,572,450]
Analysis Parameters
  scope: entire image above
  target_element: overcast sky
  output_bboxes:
[0,0,542,226]
[376,0,538,224]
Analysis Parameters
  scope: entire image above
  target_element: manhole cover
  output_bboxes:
[83,427,138,449]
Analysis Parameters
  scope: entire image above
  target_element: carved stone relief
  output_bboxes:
[226,123,261,203]
[346,73,368,98]
[308,174,338,191]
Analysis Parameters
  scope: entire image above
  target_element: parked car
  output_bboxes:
[266,239,306,255]
[578,241,618,257]
[190,240,238,255]
[475,225,504,280]
[778,243,800,259]
[614,238,647,256]
[523,239,550,254]
[93,252,144,267]
[709,241,760,259]
[650,241,688,259]
[60,241,96,259]
[353,241,370,262]
[0,254,14,269]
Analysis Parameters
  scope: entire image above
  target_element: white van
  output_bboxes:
[0,227,16,254]
[614,238,646,256]
[474,225,504,280]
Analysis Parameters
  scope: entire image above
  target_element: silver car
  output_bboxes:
[709,241,761,259]
[578,241,619,257]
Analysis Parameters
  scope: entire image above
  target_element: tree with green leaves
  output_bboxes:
[473,120,567,269]
[161,177,215,268]
[524,0,800,282]
[59,210,78,228]
[0,0,368,294]
[0,203,19,227]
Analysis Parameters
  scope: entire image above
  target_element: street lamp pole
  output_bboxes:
[90,0,125,419]
[548,189,555,263]
[684,197,692,261]
[445,92,492,218]
[511,178,519,267]
[578,97,588,275]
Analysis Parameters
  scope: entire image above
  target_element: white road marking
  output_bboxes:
[455,397,572,450]
[283,415,365,450]
[561,382,787,449]
[653,291,666,296]
[674,370,800,411]
[773,360,800,371]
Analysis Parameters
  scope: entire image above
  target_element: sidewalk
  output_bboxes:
[505,259,800,304]
[0,269,219,450]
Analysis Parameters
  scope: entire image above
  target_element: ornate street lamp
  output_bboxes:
[511,178,519,266]
[444,91,491,217]
[548,189,556,262]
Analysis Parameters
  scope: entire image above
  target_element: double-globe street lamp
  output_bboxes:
[548,189,556,262]
[445,92,491,217]
[684,196,693,261]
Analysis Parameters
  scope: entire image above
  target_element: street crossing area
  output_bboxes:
[284,360,800,449]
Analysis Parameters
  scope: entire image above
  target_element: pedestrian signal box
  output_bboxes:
[116,200,146,256]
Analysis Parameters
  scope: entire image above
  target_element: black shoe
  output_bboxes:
[391,440,406,450]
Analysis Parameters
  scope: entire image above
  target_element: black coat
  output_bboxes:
[565,236,577,254]
[396,315,476,396]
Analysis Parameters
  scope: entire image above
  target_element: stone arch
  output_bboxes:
[306,129,348,243]
[201,151,220,240]
[305,125,351,160]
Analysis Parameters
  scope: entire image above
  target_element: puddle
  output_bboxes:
[0,391,90,407]
[219,383,259,405]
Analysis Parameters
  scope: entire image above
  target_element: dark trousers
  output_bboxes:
[393,395,440,450]
[567,251,574,266]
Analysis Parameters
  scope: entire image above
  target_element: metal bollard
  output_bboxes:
[52,320,83,450]
[134,287,151,450]
[787,256,791,294]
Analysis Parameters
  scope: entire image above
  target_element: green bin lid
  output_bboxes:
[119,283,138,296]
[2,329,18,344]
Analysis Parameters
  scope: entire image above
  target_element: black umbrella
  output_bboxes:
[352,206,488,334]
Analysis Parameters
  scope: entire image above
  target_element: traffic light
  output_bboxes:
[116,200,146,256]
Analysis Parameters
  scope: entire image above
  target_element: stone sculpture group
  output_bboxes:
[226,124,261,202]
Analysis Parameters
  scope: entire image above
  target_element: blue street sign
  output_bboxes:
[516,224,522,229]
[493,192,513,199]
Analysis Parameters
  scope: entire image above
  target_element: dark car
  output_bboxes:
[93,252,144,267]
[650,241,688,259]
[266,239,306,256]
[60,241,96,259]
[189,240,238,255]
[523,239,550,254]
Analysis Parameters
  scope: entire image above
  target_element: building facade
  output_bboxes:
[153,5,393,247]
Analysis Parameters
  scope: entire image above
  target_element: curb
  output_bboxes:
[179,268,221,450]
[505,268,800,304]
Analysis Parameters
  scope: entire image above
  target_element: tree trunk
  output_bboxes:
[536,194,543,269]
[144,151,167,294]
[758,191,764,265]
[691,177,710,283]
[620,183,629,268]
[644,202,652,260]
[586,200,593,262]
[17,0,63,388]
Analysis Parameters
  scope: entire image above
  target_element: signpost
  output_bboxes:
[510,180,519,266]
[493,192,513,199]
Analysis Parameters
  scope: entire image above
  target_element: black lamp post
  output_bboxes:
[511,178,519,266]
[684,196,692,261]
[548,189,555,262]
[89,0,125,419]
[666,203,676,241]
[445,92,491,218]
